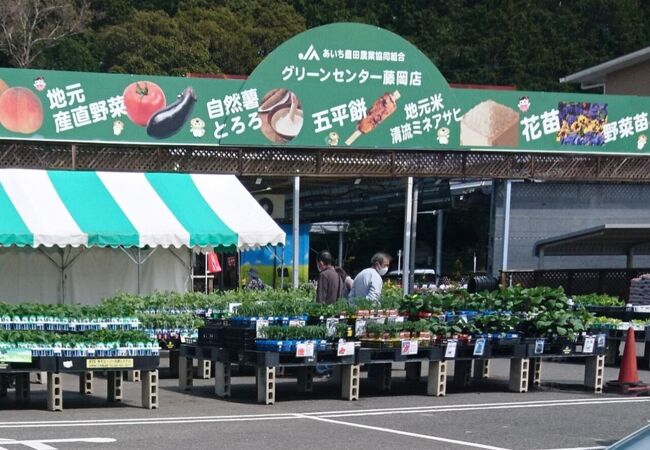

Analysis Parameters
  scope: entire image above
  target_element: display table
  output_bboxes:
[0,355,159,411]
[179,337,606,404]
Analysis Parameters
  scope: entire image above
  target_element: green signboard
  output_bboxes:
[0,23,647,155]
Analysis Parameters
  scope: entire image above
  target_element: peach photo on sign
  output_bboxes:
[258,88,303,144]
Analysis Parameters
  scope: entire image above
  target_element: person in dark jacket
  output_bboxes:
[316,250,340,304]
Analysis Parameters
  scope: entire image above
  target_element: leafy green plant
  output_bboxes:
[473,314,520,334]
[573,294,624,307]
[522,310,587,338]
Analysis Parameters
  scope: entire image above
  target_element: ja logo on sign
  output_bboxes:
[298,44,320,61]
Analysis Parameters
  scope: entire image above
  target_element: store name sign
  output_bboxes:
[0,23,648,156]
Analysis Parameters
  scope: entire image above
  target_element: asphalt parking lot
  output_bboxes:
[1,359,649,450]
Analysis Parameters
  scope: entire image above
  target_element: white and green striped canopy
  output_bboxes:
[0,169,285,250]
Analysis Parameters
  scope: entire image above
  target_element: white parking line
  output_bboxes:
[297,414,511,450]
[537,447,605,450]
[0,396,646,428]
[316,398,650,418]
[0,437,115,449]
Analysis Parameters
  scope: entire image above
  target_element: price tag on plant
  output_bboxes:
[255,319,269,338]
[597,334,606,348]
[400,340,412,355]
[326,318,338,337]
[445,339,457,358]
[473,338,486,356]
[534,339,545,355]
[582,336,595,353]
[337,341,355,356]
[296,342,314,358]
[354,319,366,337]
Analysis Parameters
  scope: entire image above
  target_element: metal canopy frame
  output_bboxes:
[534,224,650,269]
[4,141,650,182]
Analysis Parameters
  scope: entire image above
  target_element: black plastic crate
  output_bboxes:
[198,325,225,346]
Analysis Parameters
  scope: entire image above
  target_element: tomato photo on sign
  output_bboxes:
[123,81,166,127]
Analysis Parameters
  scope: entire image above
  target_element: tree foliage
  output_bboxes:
[0,0,91,67]
[2,0,650,89]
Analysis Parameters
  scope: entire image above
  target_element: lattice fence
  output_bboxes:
[501,269,650,300]
[3,140,650,181]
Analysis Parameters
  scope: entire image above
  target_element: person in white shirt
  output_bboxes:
[348,252,391,303]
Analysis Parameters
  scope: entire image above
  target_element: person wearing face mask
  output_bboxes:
[316,250,341,305]
[348,252,391,303]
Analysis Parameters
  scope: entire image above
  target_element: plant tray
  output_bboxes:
[0,356,57,373]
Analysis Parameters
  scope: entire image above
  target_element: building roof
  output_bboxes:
[560,47,650,86]
[534,224,650,257]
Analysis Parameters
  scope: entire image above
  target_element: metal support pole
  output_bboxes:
[409,182,419,293]
[501,180,512,271]
[338,230,344,266]
[137,247,141,294]
[204,253,209,294]
[293,176,300,289]
[60,249,65,304]
[627,248,634,269]
[402,177,414,295]
[436,210,443,280]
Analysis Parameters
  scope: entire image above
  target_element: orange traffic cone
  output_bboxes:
[605,327,649,395]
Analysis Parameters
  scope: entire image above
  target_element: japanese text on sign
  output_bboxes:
[46,83,125,133]
[207,89,262,139]
[282,66,421,87]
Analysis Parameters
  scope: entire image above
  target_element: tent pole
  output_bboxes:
[293,176,300,289]
[338,230,344,267]
[281,246,285,289]
[60,249,65,305]
[204,253,208,294]
[402,177,413,296]
[137,248,141,295]
[272,246,277,289]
